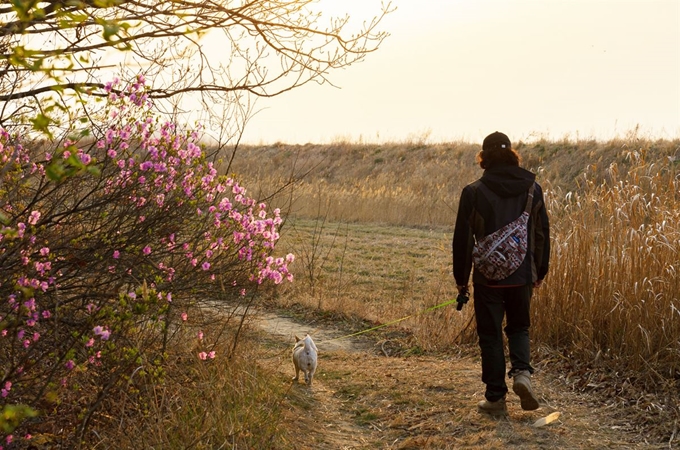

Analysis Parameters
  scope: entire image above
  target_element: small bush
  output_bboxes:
[0,77,293,447]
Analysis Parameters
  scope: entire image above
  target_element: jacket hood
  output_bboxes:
[480,165,536,198]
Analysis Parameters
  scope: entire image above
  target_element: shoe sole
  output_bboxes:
[477,406,508,416]
[513,381,540,411]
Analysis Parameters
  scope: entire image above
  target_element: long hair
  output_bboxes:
[476,146,521,169]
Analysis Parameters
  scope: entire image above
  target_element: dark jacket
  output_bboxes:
[452,165,550,287]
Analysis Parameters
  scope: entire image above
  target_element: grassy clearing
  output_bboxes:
[273,218,470,354]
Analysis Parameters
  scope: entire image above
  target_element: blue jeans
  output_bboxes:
[473,283,534,402]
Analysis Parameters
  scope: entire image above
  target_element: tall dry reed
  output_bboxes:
[536,151,680,381]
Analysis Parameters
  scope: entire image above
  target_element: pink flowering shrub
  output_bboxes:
[0,76,293,446]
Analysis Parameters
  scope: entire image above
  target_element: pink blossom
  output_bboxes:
[23,298,36,310]
[40,247,49,256]
[207,351,216,359]
[198,352,207,360]
[113,250,120,259]
[143,246,151,255]
[93,325,110,340]
[28,210,41,225]
[1,381,11,397]
[140,161,153,171]
[197,331,204,340]
[201,261,210,271]
[181,312,188,321]
[65,360,75,370]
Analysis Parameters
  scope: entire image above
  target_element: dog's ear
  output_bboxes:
[294,335,301,342]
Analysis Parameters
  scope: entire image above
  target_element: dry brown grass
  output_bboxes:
[79,313,293,449]
[535,150,680,415]
[224,141,479,227]
[227,137,680,443]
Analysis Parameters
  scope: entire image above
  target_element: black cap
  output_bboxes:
[482,131,511,151]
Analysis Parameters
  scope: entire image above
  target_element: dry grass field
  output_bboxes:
[87,137,680,449]
[221,136,680,447]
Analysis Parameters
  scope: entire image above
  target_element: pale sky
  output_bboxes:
[239,0,680,145]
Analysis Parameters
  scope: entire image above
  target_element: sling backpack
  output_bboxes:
[472,184,535,281]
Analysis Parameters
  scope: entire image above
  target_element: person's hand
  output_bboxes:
[533,279,543,288]
[456,285,470,311]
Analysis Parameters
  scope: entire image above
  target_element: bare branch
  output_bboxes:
[0,0,393,126]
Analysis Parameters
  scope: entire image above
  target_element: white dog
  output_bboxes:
[292,334,318,386]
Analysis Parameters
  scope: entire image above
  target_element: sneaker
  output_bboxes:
[512,370,540,410]
[477,397,507,415]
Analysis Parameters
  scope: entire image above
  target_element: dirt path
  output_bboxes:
[254,311,664,450]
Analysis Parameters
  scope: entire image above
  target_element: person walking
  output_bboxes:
[452,131,550,414]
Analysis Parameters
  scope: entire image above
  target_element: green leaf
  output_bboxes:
[66,153,85,170]
[94,0,125,6]
[10,0,37,21]
[102,22,120,41]
[86,165,101,176]
[45,161,66,181]
[30,113,53,138]
[0,404,38,434]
